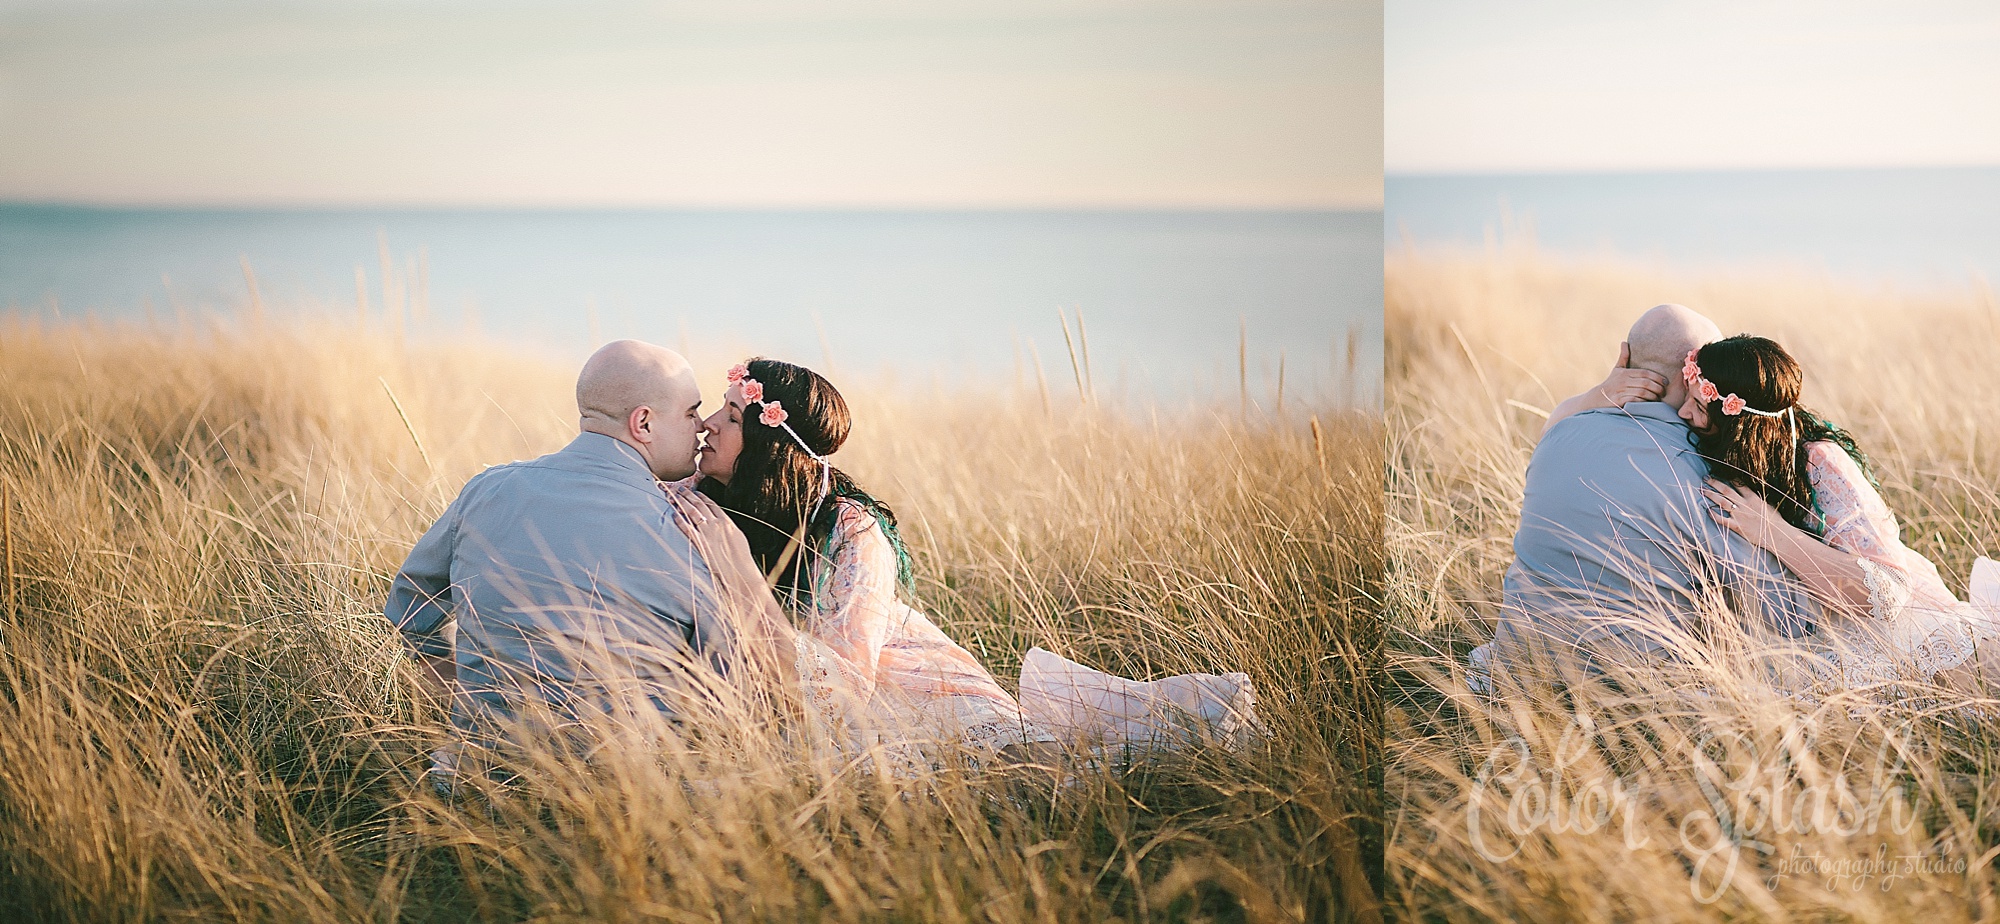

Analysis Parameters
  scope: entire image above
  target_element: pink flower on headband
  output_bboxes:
[1697,379,1720,403]
[726,363,750,384]
[1683,350,1702,386]
[1721,394,1747,416]
[739,378,764,403]
[760,401,788,427]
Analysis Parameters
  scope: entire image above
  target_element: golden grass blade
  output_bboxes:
[3,480,13,618]
[1057,307,1086,404]
[1026,337,1051,416]
[379,376,435,478]
[764,518,810,590]
[239,255,265,328]
[1277,350,1286,415]
[1311,415,1326,474]
[1076,308,1094,401]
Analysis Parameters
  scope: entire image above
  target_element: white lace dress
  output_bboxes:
[1800,441,2000,685]
[789,500,1266,768]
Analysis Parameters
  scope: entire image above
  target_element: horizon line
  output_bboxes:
[1385,162,2000,180]
[0,198,1383,215]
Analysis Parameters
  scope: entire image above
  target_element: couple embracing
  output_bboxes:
[1477,304,2000,693]
[384,340,1262,785]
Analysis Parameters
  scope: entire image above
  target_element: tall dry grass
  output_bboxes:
[1388,243,2000,921]
[0,310,1380,923]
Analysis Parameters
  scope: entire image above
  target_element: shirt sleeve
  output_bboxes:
[801,502,901,700]
[383,484,471,659]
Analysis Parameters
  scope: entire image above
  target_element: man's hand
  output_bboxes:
[1593,342,1667,409]
[416,653,457,709]
[1541,342,1669,435]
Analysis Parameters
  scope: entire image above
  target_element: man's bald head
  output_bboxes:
[1626,304,1722,407]
[577,340,703,480]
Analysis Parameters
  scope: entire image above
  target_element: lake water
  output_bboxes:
[1385,167,2000,291]
[0,207,1379,405]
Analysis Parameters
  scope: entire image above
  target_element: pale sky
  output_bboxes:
[0,0,1381,208]
[1389,0,2000,174]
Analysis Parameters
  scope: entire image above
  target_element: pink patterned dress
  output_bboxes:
[1803,440,2000,684]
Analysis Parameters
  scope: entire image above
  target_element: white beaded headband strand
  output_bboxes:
[1683,349,1791,419]
[1683,348,1798,445]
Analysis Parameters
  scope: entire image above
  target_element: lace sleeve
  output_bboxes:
[1855,557,1915,624]
[798,501,902,701]
[1805,440,1963,617]
[1806,441,1902,565]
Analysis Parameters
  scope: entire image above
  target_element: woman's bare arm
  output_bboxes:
[1704,480,1872,619]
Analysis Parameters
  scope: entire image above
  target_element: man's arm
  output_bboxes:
[385,496,465,705]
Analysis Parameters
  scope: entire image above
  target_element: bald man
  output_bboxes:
[1489,305,1819,678]
[384,340,723,764]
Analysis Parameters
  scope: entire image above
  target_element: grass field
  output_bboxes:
[0,311,1381,923]
[1387,244,2000,922]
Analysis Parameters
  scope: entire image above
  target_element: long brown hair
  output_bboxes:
[698,358,911,611]
[1690,335,1874,534]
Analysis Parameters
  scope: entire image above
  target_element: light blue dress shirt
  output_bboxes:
[1494,402,1818,669]
[385,432,719,739]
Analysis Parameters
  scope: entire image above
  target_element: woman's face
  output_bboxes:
[1677,391,1715,434]
[698,382,747,484]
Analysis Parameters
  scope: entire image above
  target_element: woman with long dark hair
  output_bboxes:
[666,358,1264,765]
[1681,335,2000,685]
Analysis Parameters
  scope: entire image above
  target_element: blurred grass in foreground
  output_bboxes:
[0,312,1381,923]
[1388,244,2000,922]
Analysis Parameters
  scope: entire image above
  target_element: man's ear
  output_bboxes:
[628,405,653,443]
[1616,341,1631,369]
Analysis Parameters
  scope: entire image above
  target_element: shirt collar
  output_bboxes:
[1579,401,1688,428]
[560,432,663,490]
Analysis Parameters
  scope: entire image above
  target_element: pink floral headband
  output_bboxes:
[727,362,833,505]
[1682,349,1789,418]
